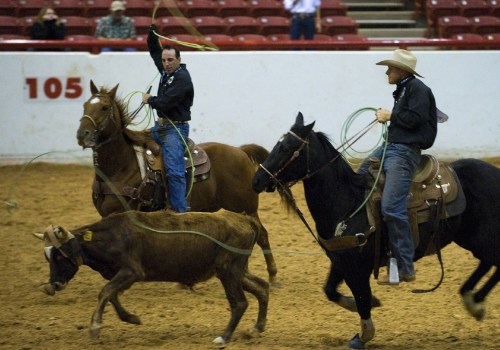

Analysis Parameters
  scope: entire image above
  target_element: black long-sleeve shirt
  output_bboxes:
[147,30,194,122]
[388,77,437,150]
[30,20,66,40]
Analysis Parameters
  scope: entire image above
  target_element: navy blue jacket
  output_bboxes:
[147,30,194,122]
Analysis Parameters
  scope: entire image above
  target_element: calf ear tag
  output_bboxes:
[83,230,93,241]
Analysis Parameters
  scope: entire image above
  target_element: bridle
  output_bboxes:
[259,129,344,189]
[80,94,119,149]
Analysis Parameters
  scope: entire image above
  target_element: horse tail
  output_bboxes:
[239,144,269,165]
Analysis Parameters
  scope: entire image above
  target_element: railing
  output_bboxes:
[1,38,500,53]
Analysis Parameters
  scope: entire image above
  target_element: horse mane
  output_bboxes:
[98,86,153,148]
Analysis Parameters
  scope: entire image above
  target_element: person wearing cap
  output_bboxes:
[283,0,322,40]
[141,24,194,213]
[358,49,438,285]
[94,1,136,51]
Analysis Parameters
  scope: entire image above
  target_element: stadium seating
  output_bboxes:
[18,0,49,17]
[456,0,490,17]
[0,16,22,35]
[267,33,290,41]
[216,0,251,17]
[190,15,226,35]
[321,16,358,35]
[487,0,500,16]
[437,15,472,37]
[0,1,19,16]
[122,0,155,17]
[84,0,113,18]
[51,0,86,17]
[224,16,259,35]
[470,15,500,34]
[131,16,155,35]
[61,16,93,35]
[256,16,289,35]
[321,1,348,16]
[450,32,484,49]
[158,15,191,35]
[425,0,460,28]
[181,0,219,17]
[233,33,268,41]
[204,33,233,41]
[249,0,284,17]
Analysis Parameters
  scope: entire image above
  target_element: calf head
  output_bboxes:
[33,225,81,296]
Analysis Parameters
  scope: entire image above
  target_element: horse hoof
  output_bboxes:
[40,283,55,296]
[348,334,366,349]
[462,291,485,321]
[212,336,226,346]
[89,326,101,338]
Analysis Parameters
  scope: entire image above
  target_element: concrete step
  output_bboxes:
[348,11,416,20]
[344,1,405,11]
[358,27,428,38]
[356,19,416,27]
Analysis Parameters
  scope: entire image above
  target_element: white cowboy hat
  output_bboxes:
[110,0,125,12]
[376,49,423,78]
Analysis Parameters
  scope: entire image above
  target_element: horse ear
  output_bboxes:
[108,84,120,100]
[296,112,304,126]
[90,80,98,95]
[305,121,316,133]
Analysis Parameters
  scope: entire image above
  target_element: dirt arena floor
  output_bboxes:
[1,159,499,350]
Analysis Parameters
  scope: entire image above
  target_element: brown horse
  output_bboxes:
[76,80,278,284]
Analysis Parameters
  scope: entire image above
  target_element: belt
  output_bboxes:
[292,13,315,19]
[158,118,188,126]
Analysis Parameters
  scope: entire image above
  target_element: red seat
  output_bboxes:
[19,16,37,36]
[224,16,259,35]
[425,0,460,28]
[190,16,226,35]
[122,0,155,17]
[84,0,112,18]
[0,16,22,35]
[451,32,484,49]
[256,16,289,35]
[487,0,500,16]
[483,32,500,39]
[437,15,471,37]
[0,1,19,16]
[216,0,251,17]
[131,16,154,35]
[18,0,49,17]
[0,34,29,40]
[233,33,268,41]
[167,33,200,42]
[153,0,182,17]
[321,16,358,35]
[456,0,490,17]
[313,34,333,40]
[158,16,191,35]
[249,0,284,17]
[267,33,290,41]
[332,33,366,41]
[51,0,86,16]
[67,34,96,40]
[62,15,93,35]
[321,0,348,17]
[470,15,500,34]
[204,33,233,41]
[181,0,219,17]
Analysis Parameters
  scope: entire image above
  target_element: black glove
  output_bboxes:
[149,24,157,32]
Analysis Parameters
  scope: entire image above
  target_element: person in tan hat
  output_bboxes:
[94,1,137,51]
[358,49,438,285]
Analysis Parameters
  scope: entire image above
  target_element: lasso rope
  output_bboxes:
[151,0,219,51]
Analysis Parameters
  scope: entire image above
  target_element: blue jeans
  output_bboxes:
[290,17,315,40]
[151,121,189,212]
[358,143,421,275]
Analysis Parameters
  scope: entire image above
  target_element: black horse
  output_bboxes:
[252,112,499,349]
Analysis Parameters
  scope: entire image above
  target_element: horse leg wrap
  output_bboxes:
[359,318,375,343]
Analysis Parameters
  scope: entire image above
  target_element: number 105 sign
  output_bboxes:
[25,77,84,101]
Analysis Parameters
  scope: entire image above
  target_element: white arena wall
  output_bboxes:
[0,50,499,164]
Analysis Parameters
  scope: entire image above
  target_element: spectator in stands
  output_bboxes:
[30,7,66,40]
[94,0,137,51]
[357,49,438,286]
[283,0,322,40]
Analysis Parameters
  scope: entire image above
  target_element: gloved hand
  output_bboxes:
[149,24,157,32]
